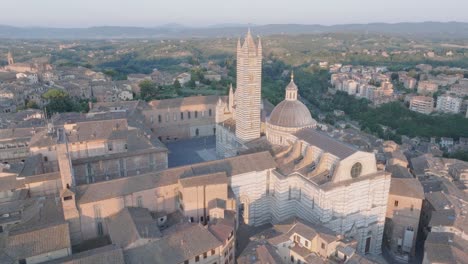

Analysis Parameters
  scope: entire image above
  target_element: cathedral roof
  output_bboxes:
[268,100,316,128]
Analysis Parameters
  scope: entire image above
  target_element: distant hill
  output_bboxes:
[0,22,468,39]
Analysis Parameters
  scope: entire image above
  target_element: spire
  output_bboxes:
[243,28,257,52]
[285,71,298,101]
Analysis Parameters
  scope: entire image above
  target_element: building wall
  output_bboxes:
[142,104,217,142]
[385,194,423,256]
[179,182,228,223]
[72,151,167,185]
[78,183,178,241]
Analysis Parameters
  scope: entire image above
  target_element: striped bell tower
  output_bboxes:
[235,29,262,142]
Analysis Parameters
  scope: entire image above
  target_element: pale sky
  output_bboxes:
[2,0,467,28]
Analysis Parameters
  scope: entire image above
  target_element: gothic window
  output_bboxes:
[158,115,162,123]
[195,128,199,136]
[350,162,362,178]
[180,112,184,120]
[209,109,212,116]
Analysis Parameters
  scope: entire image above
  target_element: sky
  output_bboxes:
[2,0,467,28]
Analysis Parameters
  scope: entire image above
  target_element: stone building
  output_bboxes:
[409,96,434,114]
[384,178,424,261]
[142,95,221,142]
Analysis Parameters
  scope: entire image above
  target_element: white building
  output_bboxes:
[436,94,462,114]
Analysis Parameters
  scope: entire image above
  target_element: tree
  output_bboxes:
[391,73,399,82]
[173,79,181,92]
[139,80,159,101]
[26,100,39,109]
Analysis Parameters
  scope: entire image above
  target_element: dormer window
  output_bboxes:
[351,162,362,178]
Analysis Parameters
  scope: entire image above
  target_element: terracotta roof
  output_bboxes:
[424,232,468,264]
[179,172,227,188]
[44,245,125,264]
[107,207,161,249]
[124,223,222,264]
[7,222,70,260]
[294,128,358,159]
[389,177,424,199]
[148,95,224,109]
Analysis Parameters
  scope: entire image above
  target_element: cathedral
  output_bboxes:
[215,30,390,255]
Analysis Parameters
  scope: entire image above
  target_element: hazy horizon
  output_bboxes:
[1,0,467,28]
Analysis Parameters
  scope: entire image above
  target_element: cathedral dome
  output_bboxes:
[268,99,316,128]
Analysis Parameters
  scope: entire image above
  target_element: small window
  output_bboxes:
[184,261,189,264]
[188,111,191,119]
[108,142,113,151]
[97,222,104,236]
[351,162,362,178]
[211,249,215,255]
[19,259,26,264]
[411,204,414,211]
[203,252,207,259]
[64,196,73,201]
[195,111,198,118]
[209,109,212,116]
[394,200,399,207]
[158,115,162,123]
[291,255,294,262]
[180,112,184,120]
[195,256,200,262]
[305,240,309,247]
[124,144,128,150]
[44,156,48,162]
[137,196,143,207]
[321,243,325,249]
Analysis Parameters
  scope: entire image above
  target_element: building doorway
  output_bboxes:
[365,237,372,254]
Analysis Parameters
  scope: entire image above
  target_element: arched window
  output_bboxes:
[351,162,362,178]
[195,128,199,136]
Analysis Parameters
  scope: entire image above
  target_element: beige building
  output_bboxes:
[143,95,221,142]
[409,96,434,114]
[384,178,424,261]
[417,81,439,95]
